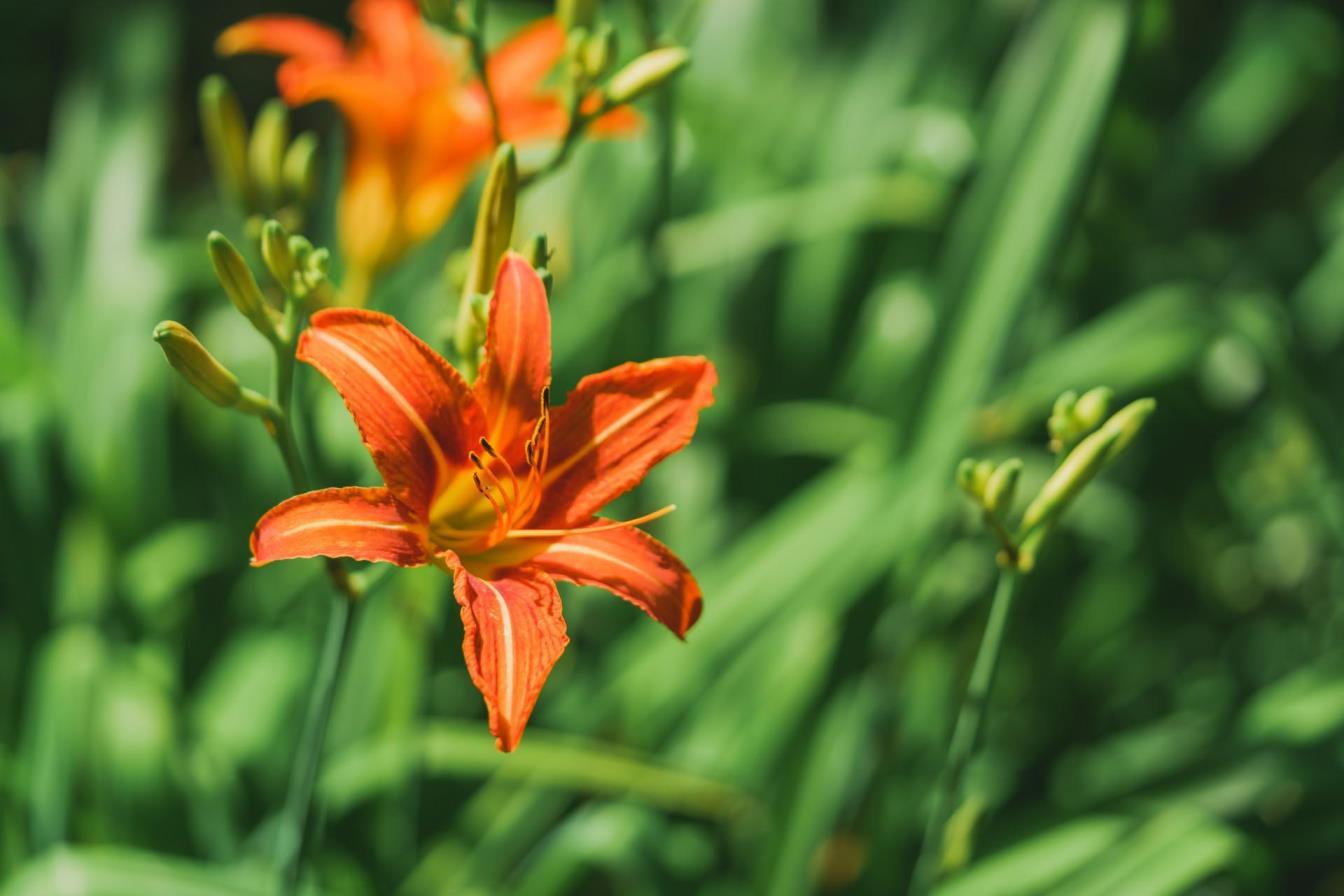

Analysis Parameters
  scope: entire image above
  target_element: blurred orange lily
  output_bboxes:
[250,254,715,750]
[219,0,638,301]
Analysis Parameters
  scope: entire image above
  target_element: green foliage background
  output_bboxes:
[4,0,1344,892]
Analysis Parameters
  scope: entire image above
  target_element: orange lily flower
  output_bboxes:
[250,254,715,751]
[218,0,638,299]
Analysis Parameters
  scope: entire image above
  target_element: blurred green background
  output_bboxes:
[5,0,1344,892]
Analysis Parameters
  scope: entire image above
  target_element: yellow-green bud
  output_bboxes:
[248,99,289,209]
[1021,397,1156,535]
[557,0,596,31]
[463,142,518,301]
[528,232,553,294]
[283,130,319,204]
[198,76,253,211]
[605,47,690,105]
[983,459,1023,515]
[1072,386,1113,433]
[582,25,617,79]
[1101,398,1156,466]
[153,321,242,408]
[208,231,278,342]
[956,458,980,497]
[260,219,296,291]
[455,144,516,372]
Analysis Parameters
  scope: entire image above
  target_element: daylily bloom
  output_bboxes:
[218,0,638,300]
[250,254,715,750]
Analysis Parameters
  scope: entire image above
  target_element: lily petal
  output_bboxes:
[530,525,703,638]
[216,15,347,63]
[539,357,716,526]
[299,309,486,517]
[277,60,408,137]
[447,560,569,751]
[474,253,551,457]
[251,486,428,566]
[487,18,565,101]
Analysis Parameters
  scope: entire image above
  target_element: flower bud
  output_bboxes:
[956,458,980,497]
[208,231,278,342]
[557,0,596,31]
[198,76,253,211]
[261,219,297,291]
[528,232,553,295]
[605,47,690,105]
[153,321,242,408]
[1101,398,1156,466]
[1021,397,1156,535]
[283,130,319,204]
[463,142,518,301]
[582,25,617,79]
[1072,386,1113,433]
[248,99,289,210]
[983,459,1022,515]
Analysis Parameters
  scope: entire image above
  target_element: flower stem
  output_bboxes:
[258,293,362,893]
[469,32,504,147]
[277,591,357,894]
[910,568,1020,894]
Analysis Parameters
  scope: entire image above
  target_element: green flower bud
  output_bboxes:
[248,99,289,210]
[956,458,980,497]
[1020,397,1156,536]
[557,0,596,31]
[153,321,242,408]
[207,231,278,342]
[605,47,690,105]
[582,24,617,79]
[1071,386,1113,433]
[983,459,1023,515]
[528,232,553,295]
[260,219,296,291]
[283,130,319,204]
[198,76,253,211]
[1101,397,1156,466]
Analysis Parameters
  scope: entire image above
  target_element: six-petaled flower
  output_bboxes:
[251,253,715,750]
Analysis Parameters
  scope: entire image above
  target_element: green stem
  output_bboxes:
[468,31,504,146]
[277,592,357,894]
[910,568,1021,894]
[259,296,362,894]
[519,91,590,188]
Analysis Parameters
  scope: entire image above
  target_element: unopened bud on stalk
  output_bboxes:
[605,47,690,105]
[528,233,553,295]
[1020,397,1156,538]
[199,76,253,211]
[261,219,297,290]
[248,99,289,209]
[582,25,617,79]
[1072,387,1112,433]
[1101,397,1156,465]
[557,0,596,31]
[983,459,1022,515]
[153,322,242,408]
[465,143,517,299]
[456,144,518,368]
[283,131,319,204]
[208,231,278,343]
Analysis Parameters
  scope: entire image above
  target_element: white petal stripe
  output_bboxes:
[310,329,451,479]
[542,388,671,485]
[483,580,516,719]
[278,519,411,537]
[544,541,662,589]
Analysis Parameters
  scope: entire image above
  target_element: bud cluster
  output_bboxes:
[959,388,1155,571]
[200,76,319,234]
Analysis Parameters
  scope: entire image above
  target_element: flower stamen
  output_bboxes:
[507,504,677,539]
